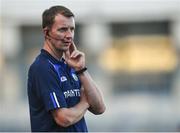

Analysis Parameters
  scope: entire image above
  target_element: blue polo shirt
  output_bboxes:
[27,49,88,132]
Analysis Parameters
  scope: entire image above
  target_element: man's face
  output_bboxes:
[48,14,75,52]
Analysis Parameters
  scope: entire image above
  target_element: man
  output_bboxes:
[27,5,106,132]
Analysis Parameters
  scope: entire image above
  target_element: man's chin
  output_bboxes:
[63,47,70,51]
[58,47,69,52]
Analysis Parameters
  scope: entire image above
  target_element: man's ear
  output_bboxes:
[43,27,49,38]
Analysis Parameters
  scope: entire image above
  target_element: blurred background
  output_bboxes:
[1,0,180,131]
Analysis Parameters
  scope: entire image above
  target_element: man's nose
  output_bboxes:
[65,29,73,39]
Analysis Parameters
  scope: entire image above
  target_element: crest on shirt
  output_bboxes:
[72,73,78,81]
[60,76,67,82]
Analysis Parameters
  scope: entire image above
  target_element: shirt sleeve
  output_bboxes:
[34,63,67,111]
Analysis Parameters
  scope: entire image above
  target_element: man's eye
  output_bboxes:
[58,28,67,32]
[70,28,75,32]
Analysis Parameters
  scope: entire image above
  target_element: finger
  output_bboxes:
[70,51,76,58]
[69,42,77,54]
[70,51,80,58]
[72,42,77,50]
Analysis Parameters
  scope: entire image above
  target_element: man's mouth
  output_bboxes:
[63,42,71,46]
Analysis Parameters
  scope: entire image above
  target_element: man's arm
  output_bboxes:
[64,42,106,115]
[79,71,106,115]
[51,89,89,127]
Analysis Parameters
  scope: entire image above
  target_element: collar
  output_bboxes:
[41,49,65,64]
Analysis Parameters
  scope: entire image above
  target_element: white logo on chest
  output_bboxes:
[72,73,78,81]
[60,76,67,82]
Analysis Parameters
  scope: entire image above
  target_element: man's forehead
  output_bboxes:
[54,14,75,25]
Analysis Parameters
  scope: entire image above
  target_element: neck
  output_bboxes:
[43,40,63,61]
